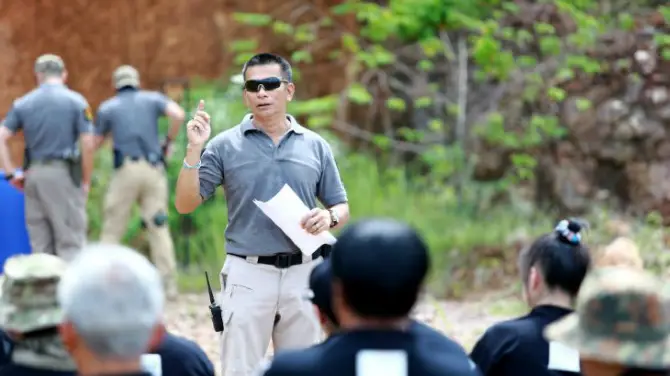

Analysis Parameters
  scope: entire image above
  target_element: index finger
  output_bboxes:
[197,99,205,111]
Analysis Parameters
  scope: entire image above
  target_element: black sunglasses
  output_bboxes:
[244,77,288,93]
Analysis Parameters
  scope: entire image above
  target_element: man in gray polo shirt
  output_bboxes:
[175,53,349,376]
[95,65,185,300]
[0,54,95,261]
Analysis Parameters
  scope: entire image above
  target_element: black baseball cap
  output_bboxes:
[330,218,430,318]
[307,259,338,325]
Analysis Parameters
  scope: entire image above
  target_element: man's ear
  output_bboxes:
[147,323,166,351]
[286,82,295,102]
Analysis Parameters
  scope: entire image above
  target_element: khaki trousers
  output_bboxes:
[100,160,177,296]
[24,162,87,261]
[219,255,323,376]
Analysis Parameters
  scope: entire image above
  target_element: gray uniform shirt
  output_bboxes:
[3,83,93,160]
[199,115,348,257]
[95,89,169,158]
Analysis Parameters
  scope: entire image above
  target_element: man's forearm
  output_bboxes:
[0,140,16,172]
[329,202,350,230]
[175,144,204,214]
[167,116,183,141]
[81,143,94,185]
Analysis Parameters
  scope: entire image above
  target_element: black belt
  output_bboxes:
[229,245,331,269]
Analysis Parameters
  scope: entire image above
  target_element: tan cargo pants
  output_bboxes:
[219,255,323,376]
[100,159,178,297]
[24,162,87,262]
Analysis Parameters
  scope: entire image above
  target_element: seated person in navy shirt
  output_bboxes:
[260,218,480,376]
[470,219,591,376]
[307,252,481,366]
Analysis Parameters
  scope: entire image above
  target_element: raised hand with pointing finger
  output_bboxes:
[186,100,211,147]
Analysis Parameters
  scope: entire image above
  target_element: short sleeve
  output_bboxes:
[199,140,224,201]
[152,92,170,116]
[95,106,110,136]
[317,140,347,207]
[76,100,94,135]
[3,102,21,133]
[470,325,518,375]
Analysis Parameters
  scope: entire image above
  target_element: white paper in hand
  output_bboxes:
[253,184,337,256]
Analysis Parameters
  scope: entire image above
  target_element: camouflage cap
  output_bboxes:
[0,253,67,333]
[545,267,670,368]
[113,65,140,89]
[34,54,65,75]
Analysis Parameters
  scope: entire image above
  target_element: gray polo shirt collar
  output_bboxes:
[240,114,305,135]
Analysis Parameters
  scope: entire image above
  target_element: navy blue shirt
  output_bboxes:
[0,330,213,376]
[262,321,479,376]
[153,333,215,376]
[470,305,580,376]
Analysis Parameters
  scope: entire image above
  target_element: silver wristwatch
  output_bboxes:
[328,208,339,228]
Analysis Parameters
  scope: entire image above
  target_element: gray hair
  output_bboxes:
[57,243,165,360]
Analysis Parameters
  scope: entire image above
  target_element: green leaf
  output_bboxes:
[295,25,316,43]
[539,36,562,56]
[418,60,434,71]
[419,37,444,58]
[618,13,635,31]
[517,55,537,68]
[386,97,406,111]
[547,87,566,102]
[372,135,391,149]
[534,23,555,35]
[229,39,258,53]
[575,97,592,111]
[232,13,272,27]
[428,119,444,132]
[272,21,293,35]
[347,83,373,104]
[414,96,432,109]
[291,50,313,63]
[307,115,333,128]
[342,33,360,53]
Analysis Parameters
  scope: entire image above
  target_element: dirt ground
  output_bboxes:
[164,292,522,374]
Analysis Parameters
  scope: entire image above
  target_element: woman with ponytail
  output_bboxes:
[470,219,592,376]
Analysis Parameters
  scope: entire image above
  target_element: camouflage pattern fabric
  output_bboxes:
[0,253,67,333]
[545,266,670,368]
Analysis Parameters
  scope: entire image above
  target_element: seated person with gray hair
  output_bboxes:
[56,243,166,376]
[0,245,214,376]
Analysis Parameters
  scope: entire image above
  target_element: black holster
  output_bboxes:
[113,149,124,169]
[66,157,83,188]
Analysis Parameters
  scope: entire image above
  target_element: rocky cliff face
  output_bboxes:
[476,5,670,221]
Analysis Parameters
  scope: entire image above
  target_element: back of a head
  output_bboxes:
[113,65,140,90]
[331,218,430,319]
[518,219,591,296]
[57,243,165,360]
[34,54,65,77]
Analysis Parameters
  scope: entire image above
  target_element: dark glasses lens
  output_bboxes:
[244,77,284,92]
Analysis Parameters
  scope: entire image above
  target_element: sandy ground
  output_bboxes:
[164,292,521,374]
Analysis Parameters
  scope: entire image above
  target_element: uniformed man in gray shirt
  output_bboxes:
[95,65,185,300]
[0,54,95,261]
[174,53,350,376]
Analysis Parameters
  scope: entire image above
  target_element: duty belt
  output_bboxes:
[228,245,331,269]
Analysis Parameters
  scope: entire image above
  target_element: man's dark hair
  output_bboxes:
[242,53,293,82]
[331,218,430,319]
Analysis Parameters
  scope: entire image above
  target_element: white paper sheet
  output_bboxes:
[140,354,162,376]
[356,350,408,376]
[547,341,580,372]
[253,184,337,256]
